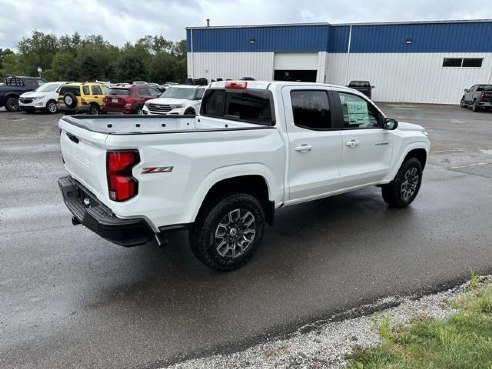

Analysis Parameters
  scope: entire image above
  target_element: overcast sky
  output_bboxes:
[1,0,491,50]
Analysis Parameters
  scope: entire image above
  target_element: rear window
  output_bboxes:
[59,86,81,96]
[108,88,130,96]
[200,89,274,126]
[348,81,370,88]
[477,85,492,92]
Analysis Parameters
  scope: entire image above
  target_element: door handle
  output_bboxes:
[345,139,359,148]
[294,144,312,152]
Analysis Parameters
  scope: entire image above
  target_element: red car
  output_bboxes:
[102,84,162,114]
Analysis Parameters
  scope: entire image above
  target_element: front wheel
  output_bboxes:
[189,193,265,271]
[382,158,423,208]
[46,100,58,114]
[184,108,196,116]
[460,97,467,108]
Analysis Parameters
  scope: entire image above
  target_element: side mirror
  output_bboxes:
[383,118,398,130]
[371,86,375,89]
[464,89,469,92]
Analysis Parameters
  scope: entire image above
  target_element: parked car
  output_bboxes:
[102,84,161,114]
[347,81,374,99]
[19,81,67,114]
[142,85,206,116]
[57,80,430,271]
[0,75,47,112]
[460,84,492,112]
[58,82,109,115]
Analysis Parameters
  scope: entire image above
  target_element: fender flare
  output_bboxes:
[188,163,280,222]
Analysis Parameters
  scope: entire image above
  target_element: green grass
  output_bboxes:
[345,278,492,369]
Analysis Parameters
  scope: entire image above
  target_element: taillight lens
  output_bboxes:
[126,97,135,104]
[480,92,485,102]
[106,151,140,201]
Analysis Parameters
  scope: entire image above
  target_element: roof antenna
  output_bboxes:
[206,19,210,27]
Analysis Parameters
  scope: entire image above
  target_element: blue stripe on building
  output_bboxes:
[187,21,492,53]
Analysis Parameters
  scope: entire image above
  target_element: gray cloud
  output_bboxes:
[0,0,490,50]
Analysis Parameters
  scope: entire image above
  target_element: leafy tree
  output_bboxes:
[78,55,102,81]
[48,51,79,81]
[0,53,25,79]
[17,30,59,76]
[114,52,147,83]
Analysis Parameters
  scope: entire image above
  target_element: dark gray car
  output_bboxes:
[460,84,492,112]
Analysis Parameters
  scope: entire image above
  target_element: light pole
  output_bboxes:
[37,67,42,78]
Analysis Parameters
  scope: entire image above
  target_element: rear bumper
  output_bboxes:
[477,101,492,107]
[101,105,135,114]
[58,175,154,247]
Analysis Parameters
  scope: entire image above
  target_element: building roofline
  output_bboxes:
[186,19,492,30]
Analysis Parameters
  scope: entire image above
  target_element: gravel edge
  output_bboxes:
[162,275,491,369]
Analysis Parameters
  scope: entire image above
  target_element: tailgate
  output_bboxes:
[59,118,109,203]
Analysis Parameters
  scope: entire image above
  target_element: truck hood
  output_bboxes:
[146,98,192,105]
[397,121,426,132]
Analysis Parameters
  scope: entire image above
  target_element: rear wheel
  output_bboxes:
[135,106,143,115]
[189,193,265,271]
[46,100,57,114]
[382,158,423,208]
[88,104,100,115]
[5,97,19,112]
[472,99,480,112]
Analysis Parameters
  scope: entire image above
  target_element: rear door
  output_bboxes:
[464,85,477,104]
[332,91,394,187]
[282,86,342,201]
[91,85,105,106]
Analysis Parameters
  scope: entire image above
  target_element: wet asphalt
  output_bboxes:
[0,104,491,369]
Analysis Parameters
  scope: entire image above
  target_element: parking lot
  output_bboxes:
[1,104,491,369]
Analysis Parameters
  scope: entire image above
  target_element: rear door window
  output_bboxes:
[91,85,103,95]
[82,86,90,95]
[200,89,274,126]
[290,90,331,130]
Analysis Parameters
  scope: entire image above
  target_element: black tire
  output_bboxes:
[63,92,77,108]
[88,104,100,115]
[184,108,196,116]
[5,96,19,112]
[46,100,58,114]
[382,158,423,208]
[460,97,467,108]
[472,99,480,112]
[135,106,143,115]
[189,193,265,271]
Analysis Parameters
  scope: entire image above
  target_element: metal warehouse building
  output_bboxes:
[186,20,492,104]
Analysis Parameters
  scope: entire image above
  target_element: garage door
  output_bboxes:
[274,53,318,82]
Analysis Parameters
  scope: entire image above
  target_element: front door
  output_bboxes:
[333,91,394,187]
[282,87,342,202]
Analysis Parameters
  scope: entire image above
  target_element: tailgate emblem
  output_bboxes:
[141,166,174,174]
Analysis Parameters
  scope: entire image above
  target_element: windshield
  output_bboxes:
[159,87,196,100]
[108,88,130,96]
[36,82,62,92]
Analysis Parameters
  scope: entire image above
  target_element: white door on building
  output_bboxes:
[274,53,319,82]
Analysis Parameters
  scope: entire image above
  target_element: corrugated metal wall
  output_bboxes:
[187,52,275,81]
[187,52,328,83]
[329,22,492,53]
[186,25,329,52]
[325,53,492,104]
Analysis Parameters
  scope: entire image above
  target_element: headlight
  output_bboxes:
[422,131,429,138]
[31,96,42,100]
[171,104,184,109]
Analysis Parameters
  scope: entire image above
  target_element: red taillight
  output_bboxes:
[480,92,485,102]
[106,151,140,201]
[225,81,248,89]
[126,97,135,104]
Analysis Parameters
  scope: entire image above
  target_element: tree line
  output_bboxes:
[0,31,187,84]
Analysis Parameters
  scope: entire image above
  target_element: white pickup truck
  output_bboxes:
[58,81,430,271]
